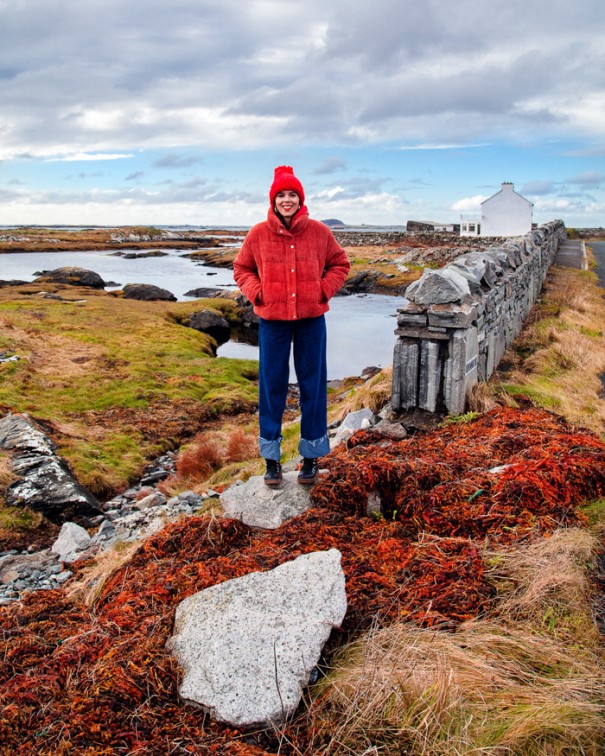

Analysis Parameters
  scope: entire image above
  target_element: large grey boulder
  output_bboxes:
[405,267,471,305]
[34,267,106,289]
[221,471,313,529]
[186,310,231,346]
[167,549,347,727]
[0,414,102,523]
[121,283,177,301]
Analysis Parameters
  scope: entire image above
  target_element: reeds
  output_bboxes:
[304,530,605,756]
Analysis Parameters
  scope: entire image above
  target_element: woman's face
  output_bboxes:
[275,190,300,220]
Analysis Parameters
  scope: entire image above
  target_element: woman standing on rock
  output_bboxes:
[233,165,350,486]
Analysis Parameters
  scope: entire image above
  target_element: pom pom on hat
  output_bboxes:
[269,165,305,206]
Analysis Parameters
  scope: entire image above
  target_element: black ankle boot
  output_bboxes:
[298,457,319,485]
[264,459,282,486]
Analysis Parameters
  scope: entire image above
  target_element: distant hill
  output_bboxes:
[321,218,346,228]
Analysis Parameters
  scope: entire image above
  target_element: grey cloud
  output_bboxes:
[313,158,347,175]
[126,172,145,181]
[0,0,604,156]
[0,188,22,201]
[565,172,605,187]
[315,175,390,201]
[520,181,555,196]
[152,155,204,169]
[3,178,259,207]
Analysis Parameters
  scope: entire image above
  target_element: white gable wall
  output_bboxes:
[481,183,533,237]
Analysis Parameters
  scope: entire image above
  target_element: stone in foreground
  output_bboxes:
[167,549,347,727]
[220,471,313,529]
[52,522,93,563]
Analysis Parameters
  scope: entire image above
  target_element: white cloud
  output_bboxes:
[450,195,488,212]
[46,152,134,162]
[398,143,491,151]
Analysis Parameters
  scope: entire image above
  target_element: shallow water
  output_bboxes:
[219,293,404,380]
[0,248,236,299]
[0,249,404,379]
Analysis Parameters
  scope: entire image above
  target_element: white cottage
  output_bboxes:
[460,182,533,237]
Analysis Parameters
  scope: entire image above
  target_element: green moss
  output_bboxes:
[580,326,603,338]
[580,498,605,527]
[442,411,480,426]
[500,383,562,410]
[0,504,43,531]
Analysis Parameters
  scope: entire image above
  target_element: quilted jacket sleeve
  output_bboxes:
[320,231,351,301]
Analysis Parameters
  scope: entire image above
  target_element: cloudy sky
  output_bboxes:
[1,0,604,228]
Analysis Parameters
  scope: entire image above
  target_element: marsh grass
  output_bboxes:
[0,287,258,492]
[158,424,259,493]
[492,263,605,433]
[328,368,393,423]
[302,531,605,756]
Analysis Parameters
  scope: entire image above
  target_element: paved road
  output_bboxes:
[554,239,585,270]
[589,241,605,287]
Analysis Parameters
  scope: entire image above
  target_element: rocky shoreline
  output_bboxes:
[0,398,398,605]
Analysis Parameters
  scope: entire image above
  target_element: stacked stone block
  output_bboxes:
[392,221,566,414]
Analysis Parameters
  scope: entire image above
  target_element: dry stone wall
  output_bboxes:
[392,221,567,414]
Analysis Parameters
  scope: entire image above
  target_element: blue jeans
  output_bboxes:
[258,316,330,461]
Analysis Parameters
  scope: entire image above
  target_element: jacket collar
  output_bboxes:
[267,204,310,235]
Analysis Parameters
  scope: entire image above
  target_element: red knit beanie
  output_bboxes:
[269,165,305,207]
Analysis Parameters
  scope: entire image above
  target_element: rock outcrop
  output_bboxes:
[167,549,347,727]
[0,414,102,523]
[33,267,106,289]
[186,310,231,347]
[221,471,314,529]
[121,283,177,301]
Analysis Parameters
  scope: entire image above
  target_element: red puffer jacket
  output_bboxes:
[233,206,350,321]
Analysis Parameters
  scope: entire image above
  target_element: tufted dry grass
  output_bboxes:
[302,528,605,755]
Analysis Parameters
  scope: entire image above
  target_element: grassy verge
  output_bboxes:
[302,527,605,755]
[478,254,605,436]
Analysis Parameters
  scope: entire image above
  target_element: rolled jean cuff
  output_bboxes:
[259,436,282,461]
[299,433,330,459]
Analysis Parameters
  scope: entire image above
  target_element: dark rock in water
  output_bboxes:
[184,287,226,298]
[121,283,177,301]
[34,267,106,289]
[231,292,259,328]
[121,251,169,259]
[0,280,29,288]
[0,414,102,523]
[339,270,380,295]
[187,310,231,347]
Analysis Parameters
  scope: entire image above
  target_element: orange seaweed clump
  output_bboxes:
[314,406,602,542]
[0,407,603,754]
